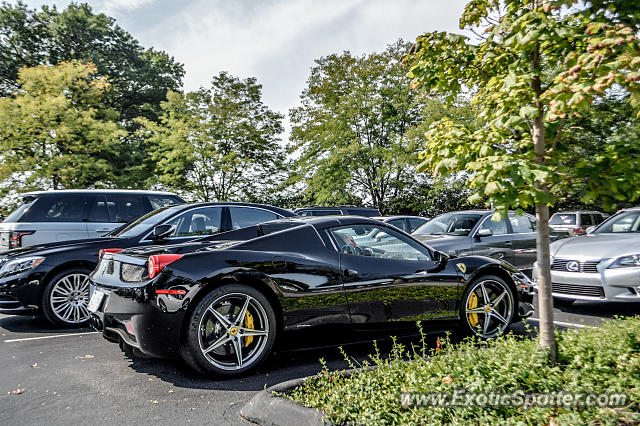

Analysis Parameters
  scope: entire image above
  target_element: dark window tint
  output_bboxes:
[23,195,92,222]
[408,218,427,232]
[479,216,508,235]
[346,209,380,217]
[297,210,313,217]
[594,214,606,224]
[508,214,534,233]
[313,210,341,216]
[3,200,36,222]
[230,207,279,229]
[550,213,576,225]
[116,205,183,238]
[105,195,148,223]
[148,195,183,210]
[88,200,110,222]
[386,218,407,232]
[165,207,223,237]
[580,213,594,226]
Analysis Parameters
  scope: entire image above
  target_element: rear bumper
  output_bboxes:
[90,285,185,359]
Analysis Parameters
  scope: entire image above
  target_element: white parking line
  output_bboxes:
[526,318,590,329]
[4,331,99,343]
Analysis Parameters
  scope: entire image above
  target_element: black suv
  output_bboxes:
[294,206,381,217]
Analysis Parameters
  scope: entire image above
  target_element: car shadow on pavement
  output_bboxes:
[0,314,93,334]
[123,329,447,392]
[554,301,640,318]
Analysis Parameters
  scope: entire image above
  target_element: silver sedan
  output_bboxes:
[532,206,640,304]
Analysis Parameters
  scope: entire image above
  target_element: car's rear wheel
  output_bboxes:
[181,284,276,377]
[41,268,92,327]
[460,275,515,338]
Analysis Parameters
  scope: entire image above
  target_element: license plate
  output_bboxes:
[87,290,106,313]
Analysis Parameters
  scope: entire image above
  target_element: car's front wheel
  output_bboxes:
[41,268,92,327]
[460,275,515,338]
[181,284,277,377]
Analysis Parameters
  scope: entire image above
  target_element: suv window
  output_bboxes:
[313,210,341,216]
[580,213,594,226]
[22,195,92,222]
[550,213,576,225]
[164,207,223,237]
[508,213,534,233]
[148,195,183,210]
[105,195,148,223]
[386,218,407,232]
[346,209,380,217]
[3,200,36,222]
[230,207,279,229]
[88,198,110,222]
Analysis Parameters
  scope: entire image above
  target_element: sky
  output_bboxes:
[20,0,470,122]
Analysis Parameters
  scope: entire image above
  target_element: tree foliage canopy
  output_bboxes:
[138,72,285,202]
[0,61,125,193]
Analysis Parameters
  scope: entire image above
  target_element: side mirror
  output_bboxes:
[152,224,173,240]
[476,228,493,238]
[586,226,595,234]
[432,250,450,264]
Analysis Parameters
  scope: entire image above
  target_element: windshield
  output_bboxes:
[412,212,483,236]
[113,205,184,238]
[549,213,576,225]
[593,210,640,234]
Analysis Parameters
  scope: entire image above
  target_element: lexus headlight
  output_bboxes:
[0,256,45,277]
[609,254,640,269]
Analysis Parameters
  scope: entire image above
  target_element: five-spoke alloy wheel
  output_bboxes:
[461,275,514,338]
[181,284,276,377]
[42,268,92,327]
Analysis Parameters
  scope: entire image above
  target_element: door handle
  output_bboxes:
[343,269,358,277]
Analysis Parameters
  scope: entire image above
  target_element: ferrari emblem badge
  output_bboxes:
[456,263,467,273]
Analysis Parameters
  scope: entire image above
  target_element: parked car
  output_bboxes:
[0,202,295,326]
[533,206,640,305]
[0,190,185,252]
[294,205,381,217]
[373,216,429,233]
[549,210,608,236]
[412,210,540,274]
[88,215,535,377]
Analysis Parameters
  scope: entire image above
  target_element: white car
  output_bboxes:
[533,206,640,304]
[0,190,184,252]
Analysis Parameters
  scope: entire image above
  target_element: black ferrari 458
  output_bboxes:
[89,216,535,377]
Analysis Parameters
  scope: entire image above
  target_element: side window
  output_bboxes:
[387,219,406,232]
[408,218,427,232]
[105,195,148,223]
[595,214,606,224]
[479,216,508,235]
[313,210,341,216]
[329,225,431,261]
[580,213,594,226]
[88,198,110,222]
[164,207,222,237]
[26,195,91,222]
[298,211,313,217]
[508,214,534,233]
[229,207,279,229]
[148,195,183,210]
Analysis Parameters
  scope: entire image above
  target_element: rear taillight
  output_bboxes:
[99,248,124,259]
[9,231,35,249]
[148,254,183,279]
[571,227,584,235]
[155,289,187,295]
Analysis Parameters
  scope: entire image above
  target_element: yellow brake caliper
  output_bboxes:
[244,310,254,347]
[468,292,479,327]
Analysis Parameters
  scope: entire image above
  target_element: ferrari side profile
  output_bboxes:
[88,216,534,377]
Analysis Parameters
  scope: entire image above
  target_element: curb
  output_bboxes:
[239,376,332,426]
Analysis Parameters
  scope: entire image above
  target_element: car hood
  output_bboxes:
[0,237,125,259]
[550,233,640,260]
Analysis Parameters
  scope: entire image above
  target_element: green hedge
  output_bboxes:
[287,318,640,425]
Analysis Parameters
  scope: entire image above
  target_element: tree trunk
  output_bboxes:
[535,202,557,362]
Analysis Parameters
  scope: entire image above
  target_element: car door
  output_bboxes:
[507,213,537,270]
[471,215,515,265]
[327,224,459,324]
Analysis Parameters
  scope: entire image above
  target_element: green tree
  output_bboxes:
[0,1,185,186]
[290,41,432,210]
[0,61,125,193]
[406,0,640,360]
[138,72,285,202]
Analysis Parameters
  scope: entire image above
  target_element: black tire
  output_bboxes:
[553,297,575,307]
[180,284,277,377]
[41,267,92,327]
[459,275,515,338]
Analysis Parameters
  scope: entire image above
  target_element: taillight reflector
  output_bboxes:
[148,254,183,279]
[155,289,187,295]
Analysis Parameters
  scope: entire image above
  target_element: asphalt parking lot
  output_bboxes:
[1,297,638,426]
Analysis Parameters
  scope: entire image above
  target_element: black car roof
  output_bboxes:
[170,202,295,217]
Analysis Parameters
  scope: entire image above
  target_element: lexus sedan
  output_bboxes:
[0,203,294,326]
[88,216,534,377]
[533,206,640,305]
